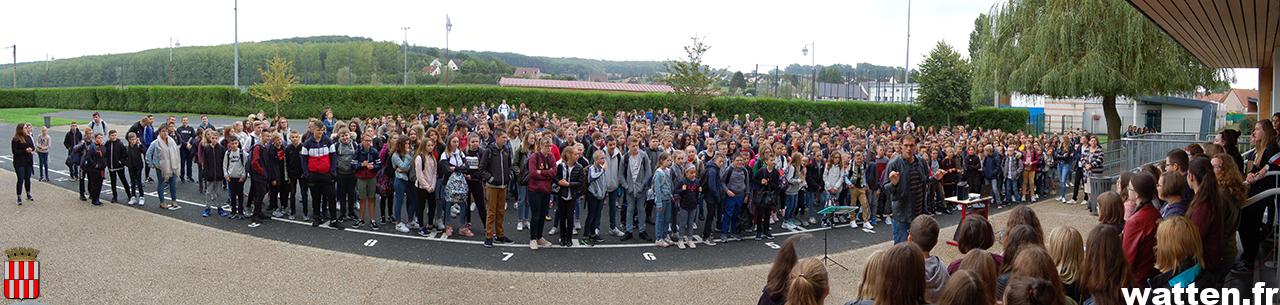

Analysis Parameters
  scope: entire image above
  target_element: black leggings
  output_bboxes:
[755,194,774,235]
[417,187,435,228]
[127,167,143,198]
[1071,168,1084,201]
[702,197,722,238]
[1238,198,1277,266]
[465,181,487,226]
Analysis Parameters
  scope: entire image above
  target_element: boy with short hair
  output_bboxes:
[908,214,948,304]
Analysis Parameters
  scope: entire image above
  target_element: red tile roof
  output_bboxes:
[498,77,673,93]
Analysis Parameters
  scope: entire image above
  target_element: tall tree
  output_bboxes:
[818,66,844,83]
[664,36,720,114]
[968,14,994,106]
[975,0,1227,145]
[250,55,299,117]
[917,41,972,113]
[729,71,747,94]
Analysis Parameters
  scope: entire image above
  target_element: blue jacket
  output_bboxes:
[982,153,1002,180]
[703,162,725,202]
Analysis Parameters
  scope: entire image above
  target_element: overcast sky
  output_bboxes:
[2,0,1258,89]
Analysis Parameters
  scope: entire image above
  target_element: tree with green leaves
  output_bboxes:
[917,41,972,114]
[250,55,299,117]
[968,14,993,106]
[729,71,747,94]
[664,36,720,114]
[975,0,1227,145]
[818,66,844,84]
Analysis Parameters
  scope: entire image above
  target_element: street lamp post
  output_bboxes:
[4,45,15,88]
[444,15,452,86]
[903,0,912,103]
[802,42,815,101]
[233,0,240,88]
[169,38,180,85]
[401,26,410,85]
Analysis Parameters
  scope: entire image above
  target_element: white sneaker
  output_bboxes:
[808,217,817,224]
[692,222,698,230]
[530,240,539,250]
[138,198,145,206]
[574,221,582,230]
[396,223,410,233]
[548,227,558,235]
[885,218,892,225]
[517,222,525,231]
[863,222,874,230]
[128,197,137,205]
[688,238,697,249]
[677,239,687,249]
[610,228,624,237]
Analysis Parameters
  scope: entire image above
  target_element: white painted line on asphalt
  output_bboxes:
[3,162,837,249]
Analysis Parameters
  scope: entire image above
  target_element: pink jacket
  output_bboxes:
[414,154,437,192]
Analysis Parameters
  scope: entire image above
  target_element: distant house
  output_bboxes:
[498,77,673,93]
[1219,88,1260,114]
[514,67,541,78]
[422,58,460,76]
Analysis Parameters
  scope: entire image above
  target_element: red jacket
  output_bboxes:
[527,152,557,193]
[1124,203,1160,287]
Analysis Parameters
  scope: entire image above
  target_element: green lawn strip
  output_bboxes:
[0,108,75,127]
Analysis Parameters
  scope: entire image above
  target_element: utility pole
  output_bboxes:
[43,54,49,87]
[233,0,240,88]
[401,26,410,85]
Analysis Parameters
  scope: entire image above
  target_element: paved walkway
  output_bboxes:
[0,171,1098,304]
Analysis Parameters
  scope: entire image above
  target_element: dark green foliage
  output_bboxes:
[0,85,1027,130]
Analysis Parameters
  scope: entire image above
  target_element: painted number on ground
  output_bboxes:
[765,242,780,249]
[363,239,378,247]
[642,252,656,261]
[502,252,514,261]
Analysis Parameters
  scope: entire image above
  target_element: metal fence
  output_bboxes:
[1087,132,1250,207]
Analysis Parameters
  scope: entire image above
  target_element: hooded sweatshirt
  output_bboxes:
[923,255,950,304]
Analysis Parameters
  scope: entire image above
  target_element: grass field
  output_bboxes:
[0,108,74,127]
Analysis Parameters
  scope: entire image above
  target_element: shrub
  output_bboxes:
[0,85,1027,130]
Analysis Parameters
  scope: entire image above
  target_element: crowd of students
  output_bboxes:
[11,105,1277,258]
[16,102,1114,248]
[757,115,1280,305]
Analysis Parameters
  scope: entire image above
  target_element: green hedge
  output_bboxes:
[0,85,1028,131]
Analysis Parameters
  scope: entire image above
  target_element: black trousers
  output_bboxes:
[87,169,104,203]
[1237,199,1276,266]
[417,187,435,228]
[584,194,603,237]
[308,176,335,221]
[754,201,773,236]
[556,196,575,242]
[109,168,131,200]
[248,179,269,218]
[78,165,88,197]
[702,196,722,238]
[288,176,307,215]
[127,166,143,199]
[336,174,357,219]
[270,179,289,212]
[228,179,245,214]
[528,191,550,240]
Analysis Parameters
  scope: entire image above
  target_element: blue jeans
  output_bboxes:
[157,175,177,203]
[1057,164,1071,199]
[14,164,31,198]
[37,152,49,180]
[626,192,647,233]
[516,186,529,221]
[800,191,814,220]
[892,218,910,244]
[783,193,800,222]
[393,178,408,221]
[1004,177,1019,204]
[721,195,743,236]
[677,207,694,239]
[654,199,669,239]
[988,178,1002,206]
[608,188,623,230]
